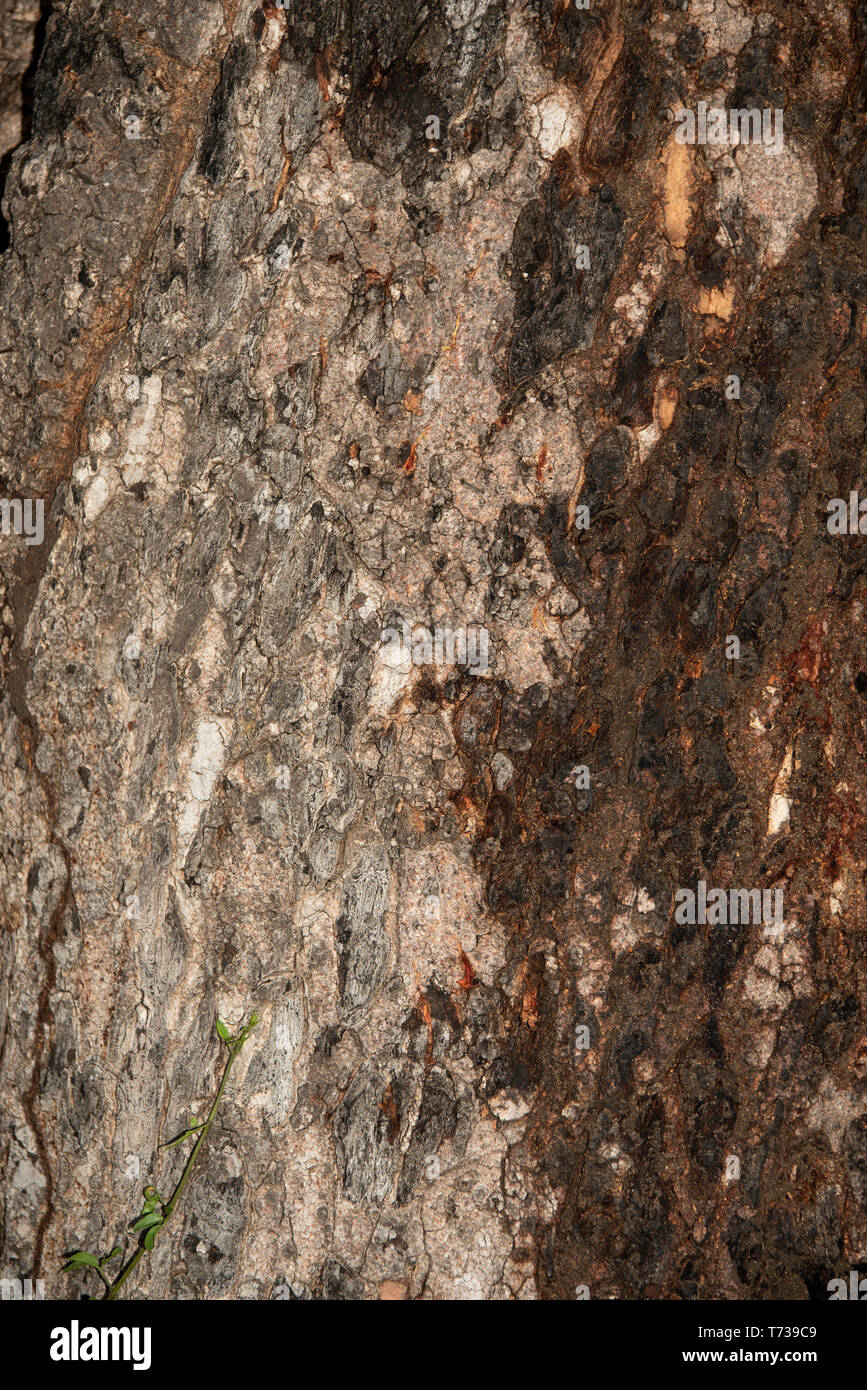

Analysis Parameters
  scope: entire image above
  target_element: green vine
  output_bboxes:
[63,1011,259,1300]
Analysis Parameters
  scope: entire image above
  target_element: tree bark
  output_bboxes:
[1,0,865,1300]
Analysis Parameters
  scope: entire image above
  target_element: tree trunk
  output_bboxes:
[1,0,865,1301]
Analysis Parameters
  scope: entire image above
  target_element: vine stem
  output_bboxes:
[106,1029,249,1301]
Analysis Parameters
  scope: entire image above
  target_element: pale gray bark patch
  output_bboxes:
[396,1067,457,1205]
[335,849,391,1019]
[333,1056,421,1205]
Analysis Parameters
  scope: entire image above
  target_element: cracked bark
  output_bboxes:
[1,0,865,1301]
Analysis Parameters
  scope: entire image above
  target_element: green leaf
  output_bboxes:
[132,1212,164,1233]
[63,1251,100,1269]
[105,1247,122,1262]
[160,1126,200,1149]
[143,1225,159,1250]
[216,1018,231,1042]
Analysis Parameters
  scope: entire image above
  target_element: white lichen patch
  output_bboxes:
[83,472,111,523]
[612,240,669,344]
[488,1089,534,1122]
[735,142,819,268]
[635,421,661,462]
[529,92,580,159]
[687,0,754,60]
[609,883,661,956]
[611,911,638,955]
[368,629,414,716]
[768,744,794,836]
[177,717,233,850]
[830,875,847,916]
[743,946,790,1011]
[419,1124,514,1300]
[807,1076,864,1153]
[119,374,163,485]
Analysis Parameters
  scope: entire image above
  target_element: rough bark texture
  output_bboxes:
[1,0,866,1300]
